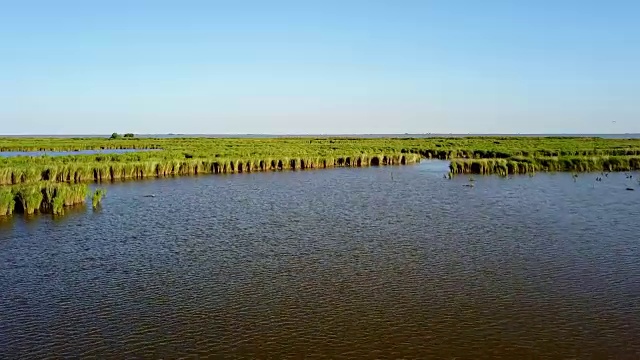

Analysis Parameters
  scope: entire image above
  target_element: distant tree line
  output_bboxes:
[110,133,135,139]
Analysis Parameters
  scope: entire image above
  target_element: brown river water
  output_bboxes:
[1,161,639,359]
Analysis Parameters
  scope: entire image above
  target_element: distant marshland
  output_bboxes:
[1,136,640,217]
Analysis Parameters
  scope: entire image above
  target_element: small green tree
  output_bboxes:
[124,133,134,138]
[110,132,121,139]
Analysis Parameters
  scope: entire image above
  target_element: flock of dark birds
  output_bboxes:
[578,172,636,190]
[454,171,638,191]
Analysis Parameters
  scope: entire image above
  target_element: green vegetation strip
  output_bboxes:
[0,182,106,216]
[450,156,640,176]
[2,136,639,217]
[0,137,640,186]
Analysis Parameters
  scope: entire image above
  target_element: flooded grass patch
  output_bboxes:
[0,182,89,217]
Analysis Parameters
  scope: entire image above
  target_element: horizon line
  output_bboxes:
[1,132,639,137]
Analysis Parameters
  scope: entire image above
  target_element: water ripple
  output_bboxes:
[1,164,639,358]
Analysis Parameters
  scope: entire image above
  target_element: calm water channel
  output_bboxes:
[1,161,639,358]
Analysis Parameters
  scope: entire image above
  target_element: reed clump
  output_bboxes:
[92,188,106,208]
[15,186,44,215]
[0,182,89,216]
[0,187,14,216]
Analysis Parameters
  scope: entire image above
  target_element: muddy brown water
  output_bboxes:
[1,161,639,358]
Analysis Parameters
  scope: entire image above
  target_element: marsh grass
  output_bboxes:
[0,187,14,216]
[0,182,88,216]
[15,186,44,215]
[449,156,640,175]
[0,151,422,185]
[2,137,640,184]
[92,188,107,208]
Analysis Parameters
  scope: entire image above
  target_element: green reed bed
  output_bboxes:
[0,138,162,152]
[0,182,89,216]
[0,151,421,185]
[3,136,640,157]
[449,156,640,176]
[2,136,640,185]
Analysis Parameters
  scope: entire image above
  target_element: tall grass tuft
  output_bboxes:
[92,188,107,208]
[52,196,65,215]
[15,186,44,215]
[0,187,14,216]
[0,182,88,216]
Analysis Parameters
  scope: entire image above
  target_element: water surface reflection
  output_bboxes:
[1,162,639,358]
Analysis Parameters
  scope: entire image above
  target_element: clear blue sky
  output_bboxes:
[1,0,639,135]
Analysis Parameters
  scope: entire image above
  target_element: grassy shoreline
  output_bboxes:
[2,136,640,217]
[1,137,640,186]
[0,152,421,186]
[0,182,98,216]
[449,156,640,176]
